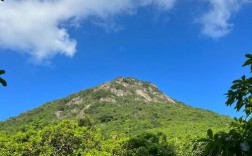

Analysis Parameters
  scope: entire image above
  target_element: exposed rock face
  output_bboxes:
[110,88,126,97]
[136,89,152,102]
[55,77,175,119]
[93,77,175,104]
[100,97,116,103]
[66,96,83,106]
[162,95,175,103]
[56,111,63,119]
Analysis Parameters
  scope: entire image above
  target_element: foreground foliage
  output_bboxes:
[117,133,175,156]
[201,54,252,156]
[0,120,103,156]
[0,119,206,156]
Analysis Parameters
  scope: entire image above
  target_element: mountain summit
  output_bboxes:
[55,77,175,119]
[92,77,175,104]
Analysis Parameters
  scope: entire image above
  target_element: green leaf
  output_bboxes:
[226,96,235,105]
[243,54,252,68]
[0,70,5,75]
[242,59,252,67]
[231,84,241,89]
[245,54,252,58]
[0,78,7,86]
[233,80,243,83]
[238,117,243,123]
[235,100,244,111]
[245,107,252,110]
[241,75,246,81]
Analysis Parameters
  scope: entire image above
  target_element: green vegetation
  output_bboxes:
[0,120,103,155]
[0,77,232,155]
[0,69,7,87]
[116,132,175,156]
[201,54,252,155]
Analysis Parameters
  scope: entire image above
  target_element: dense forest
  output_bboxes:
[1,55,252,155]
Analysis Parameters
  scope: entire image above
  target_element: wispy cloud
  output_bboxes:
[0,0,175,62]
[198,0,250,39]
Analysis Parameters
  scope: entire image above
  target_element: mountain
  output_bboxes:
[0,77,231,138]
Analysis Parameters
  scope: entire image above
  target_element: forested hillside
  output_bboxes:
[0,77,232,155]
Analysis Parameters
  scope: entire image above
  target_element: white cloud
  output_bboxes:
[198,0,250,38]
[0,0,175,62]
[154,0,176,10]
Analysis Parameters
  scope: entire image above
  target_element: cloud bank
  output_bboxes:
[0,0,175,62]
[0,0,251,62]
[198,0,251,38]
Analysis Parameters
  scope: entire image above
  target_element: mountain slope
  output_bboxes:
[0,77,231,139]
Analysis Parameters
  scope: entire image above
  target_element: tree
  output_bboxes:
[226,54,252,117]
[0,70,7,87]
[201,54,252,156]
[116,132,175,156]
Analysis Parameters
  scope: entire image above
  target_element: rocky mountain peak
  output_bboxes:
[93,77,175,104]
[54,77,175,119]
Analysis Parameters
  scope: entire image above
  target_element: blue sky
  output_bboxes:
[0,0,252,120]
